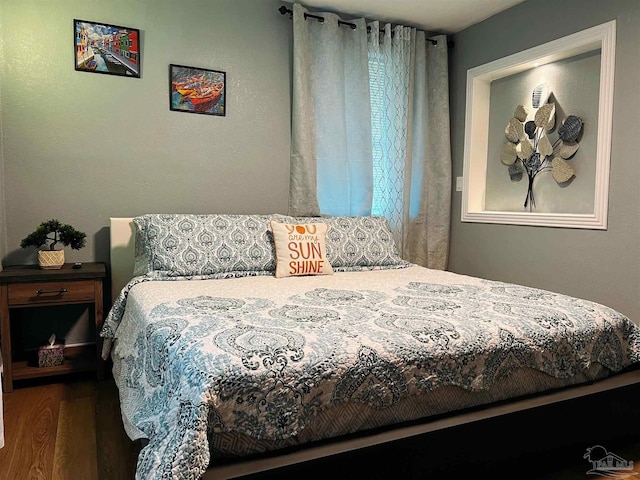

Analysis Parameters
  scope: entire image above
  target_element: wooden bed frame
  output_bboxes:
[108,217,640,479]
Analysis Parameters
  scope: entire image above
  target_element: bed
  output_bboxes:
[103,214,640,480]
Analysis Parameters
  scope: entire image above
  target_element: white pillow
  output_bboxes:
[270,221,334,278]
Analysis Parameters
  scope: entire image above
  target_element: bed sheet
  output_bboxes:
[106,265,640,480]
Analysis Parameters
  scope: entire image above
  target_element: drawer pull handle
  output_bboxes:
[36,288,68,295]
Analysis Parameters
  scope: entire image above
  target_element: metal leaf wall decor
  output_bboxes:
[502,83,584,211]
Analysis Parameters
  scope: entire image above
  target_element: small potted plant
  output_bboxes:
[20,219,87,269]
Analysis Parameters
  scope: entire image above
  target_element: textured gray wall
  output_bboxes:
[449,0,640,322]
[0,0,292,269]
[0,98,4,273]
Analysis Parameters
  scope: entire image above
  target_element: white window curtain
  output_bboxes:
[289,3,373,217]
[368,21,412,251]
[289,4,451,269]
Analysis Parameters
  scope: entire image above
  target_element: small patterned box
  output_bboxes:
[38,344,64,367]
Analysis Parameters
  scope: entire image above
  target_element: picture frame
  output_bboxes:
[169,64,226,116]
[74,19,141,78]
[461,21,616,230]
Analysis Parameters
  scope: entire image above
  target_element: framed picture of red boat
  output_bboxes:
[74,19,140,78]
[170,64,226,116]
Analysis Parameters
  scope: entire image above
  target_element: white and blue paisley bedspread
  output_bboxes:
[105,266,640,480]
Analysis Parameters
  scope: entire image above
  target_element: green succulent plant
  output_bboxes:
[20,219,86,251]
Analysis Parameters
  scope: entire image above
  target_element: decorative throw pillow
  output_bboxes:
[133,214,277,277]
[272,215,409,271]
[270,221,334,278]
[132,221,151,277]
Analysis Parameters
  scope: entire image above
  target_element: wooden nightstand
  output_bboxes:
[0,262,106,392]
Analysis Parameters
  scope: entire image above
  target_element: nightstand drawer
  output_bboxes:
[8,280,95,306]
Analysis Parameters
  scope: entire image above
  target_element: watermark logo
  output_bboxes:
[584,445,638,478]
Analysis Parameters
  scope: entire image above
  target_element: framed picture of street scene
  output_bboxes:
[169,64,226,116]
[74,19,140,78]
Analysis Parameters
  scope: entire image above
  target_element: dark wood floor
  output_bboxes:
[1,374,640,479]
[0,374,140,480]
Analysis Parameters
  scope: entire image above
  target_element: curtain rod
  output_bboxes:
[278,6,439,46]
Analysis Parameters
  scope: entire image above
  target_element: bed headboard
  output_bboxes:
[109,217,135,301]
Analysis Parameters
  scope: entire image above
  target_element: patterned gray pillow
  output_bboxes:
[134,214,276,277]
[133,222,152,276]
[275,215,409,270]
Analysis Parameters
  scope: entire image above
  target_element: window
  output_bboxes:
[368,50,408,227]
[368,52,388,217]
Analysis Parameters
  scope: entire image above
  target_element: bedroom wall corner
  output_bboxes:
[448,0,640,323]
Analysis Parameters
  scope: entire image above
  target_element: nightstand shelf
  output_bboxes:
[12,346,97,381]
[0,262,106,392]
